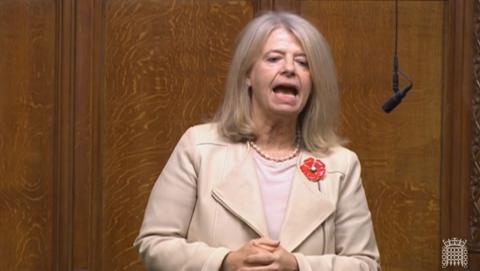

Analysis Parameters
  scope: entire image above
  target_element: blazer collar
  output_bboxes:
[279,150,335,251]
[211,144,335,251]
[211,142,269,237]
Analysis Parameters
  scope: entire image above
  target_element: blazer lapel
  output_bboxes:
[279,151,335,251]
[211,143,269,237]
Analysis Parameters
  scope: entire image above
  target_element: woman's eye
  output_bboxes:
[296,59,309,68]
[266,56,281,63]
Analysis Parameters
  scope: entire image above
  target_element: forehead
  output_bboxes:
[262,27,304,52]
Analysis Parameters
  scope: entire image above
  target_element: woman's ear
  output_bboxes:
[246,78,251,87]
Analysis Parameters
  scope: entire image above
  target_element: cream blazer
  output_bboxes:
[134,123,381,271]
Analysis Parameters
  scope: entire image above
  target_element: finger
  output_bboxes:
[273,247,299,270]
[252,238,280,247]
[244,252,275,265]
[252,243,277,252]
[239,263,280,271]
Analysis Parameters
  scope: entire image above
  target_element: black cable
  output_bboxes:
[394,0,398,56]
[383,0,414,113]
[392,0,400,93]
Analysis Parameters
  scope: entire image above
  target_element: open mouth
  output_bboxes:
[272,83,299,96]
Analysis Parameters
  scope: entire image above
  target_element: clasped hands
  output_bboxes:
[221,237,299,271]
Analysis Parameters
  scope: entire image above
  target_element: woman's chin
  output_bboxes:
[268,106,303,118]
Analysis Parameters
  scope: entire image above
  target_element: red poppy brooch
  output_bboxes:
[300,157,326,182]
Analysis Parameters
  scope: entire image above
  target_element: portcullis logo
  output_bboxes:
[442,238,468,269]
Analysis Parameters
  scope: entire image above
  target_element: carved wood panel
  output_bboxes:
[0,0,477,270]
[0,0,57,270]
[300,1,444,270]
[99,1,255,269]
[471,0,480,253]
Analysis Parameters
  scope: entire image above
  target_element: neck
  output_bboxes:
[252,116,298,155]
[255,125,297,149]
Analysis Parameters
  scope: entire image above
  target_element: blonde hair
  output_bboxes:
[214,11,342,152]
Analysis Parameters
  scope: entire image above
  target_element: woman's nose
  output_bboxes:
[281,58,296,76]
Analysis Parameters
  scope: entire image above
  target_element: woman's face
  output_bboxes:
[248,27,312,122]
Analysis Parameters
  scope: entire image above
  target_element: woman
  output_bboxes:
[135,11,381,271]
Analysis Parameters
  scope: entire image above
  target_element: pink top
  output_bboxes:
[252,151,297,240]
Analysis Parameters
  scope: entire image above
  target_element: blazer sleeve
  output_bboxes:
[293,151,381,271]
[133,128,230,271]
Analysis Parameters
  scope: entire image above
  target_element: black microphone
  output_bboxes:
[383,0,413,113]
[382,83,413,113]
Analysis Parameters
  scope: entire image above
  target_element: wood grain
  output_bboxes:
[0,0,56,270]
[254,0,299,13]
[101,1,254,269]
[72,0,103,269]
[440,0,475,270]
[300,1,443,270]
[0,1,474,270]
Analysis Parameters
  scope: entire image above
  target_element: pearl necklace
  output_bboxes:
[248,140,300,163]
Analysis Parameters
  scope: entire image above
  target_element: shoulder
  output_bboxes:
[171,123,230,166]
[314,145,360,175]
[326,145,358,160]
[182,122,229,147]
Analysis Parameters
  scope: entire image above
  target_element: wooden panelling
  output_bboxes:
[254,0,299,13]
[440,0,474,270]
[470,0,479,265]
[442,0,472,248]
[300,1,444,270]
[56,0,76,269]
[474,0,480,246]
[72,0,104,270]
[0,0,476,270]
[0,0,56,270]
[100,1,255,269]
